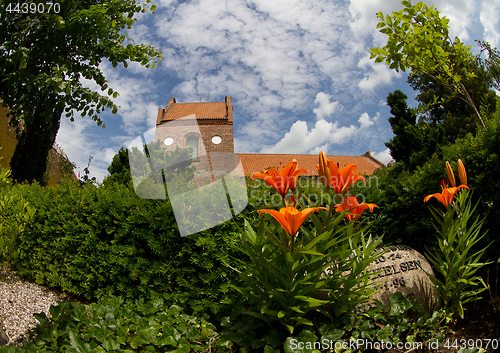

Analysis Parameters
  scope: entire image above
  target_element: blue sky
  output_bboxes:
[54,0,500,182]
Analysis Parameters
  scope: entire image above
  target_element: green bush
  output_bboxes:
[0,296,230,352]
[8,179,252,320]
[357,107,500,270]
[0,169,35,266]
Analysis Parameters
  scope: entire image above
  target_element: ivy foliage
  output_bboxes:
[0,296,231,352]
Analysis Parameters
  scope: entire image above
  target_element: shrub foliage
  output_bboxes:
[4,179,249,318]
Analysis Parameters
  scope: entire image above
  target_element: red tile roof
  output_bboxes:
[163,102,227,120]
[236,152,385,176]
[157,97,233,125]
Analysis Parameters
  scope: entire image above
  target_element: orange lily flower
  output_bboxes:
[251,159,308,200]
[258,205,327,237]
[317,151,365,194]
[424,180,469,208]
[335,196,377,222]
[424,160,469,208]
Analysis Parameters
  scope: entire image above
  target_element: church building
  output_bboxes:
[155,96,385,178]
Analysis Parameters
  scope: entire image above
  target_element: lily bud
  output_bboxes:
[445,161,456,187]
[318,151,330,190]
[457,159,467,186]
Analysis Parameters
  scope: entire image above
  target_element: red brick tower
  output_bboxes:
[155,96,235,179]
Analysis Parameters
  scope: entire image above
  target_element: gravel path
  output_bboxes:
[0,266,71,347]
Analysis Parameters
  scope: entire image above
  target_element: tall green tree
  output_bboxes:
[384,89,417,164]
[0,0,162,184]
[408,47,499,142]
[370,0,486,127]
[104,141,196,195]
[105,147,132,187]
[385,89,444,171]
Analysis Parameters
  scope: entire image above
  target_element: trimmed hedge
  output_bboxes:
[6,179,253,319]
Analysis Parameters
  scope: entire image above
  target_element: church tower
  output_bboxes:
[154,96,235,179]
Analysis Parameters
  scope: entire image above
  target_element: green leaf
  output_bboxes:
[127,333,141,349]
[69,331,89,353]
[389,292,412,316]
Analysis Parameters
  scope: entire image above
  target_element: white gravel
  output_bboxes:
[0,266,71,346]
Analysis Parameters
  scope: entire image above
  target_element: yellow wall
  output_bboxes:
[0,104,76,185]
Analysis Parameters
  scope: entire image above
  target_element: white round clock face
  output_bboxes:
[164,137,174,146]
[211,135,222,145]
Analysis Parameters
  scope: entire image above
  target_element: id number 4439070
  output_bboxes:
[5,2,60,14]
[443,339,498,350]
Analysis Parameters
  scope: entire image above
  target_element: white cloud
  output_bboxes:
[358,112,374,128]
[54,0,498,186]
[260,112,379,154]
[55,115,109,182]
[431,0,476,41]
[309,143,330,155]
[313,92,341,120]
[480,0,500,48]
[259,119,335,154]
[351,0,477,41]
[154,0,177,9]
[56,117,125,183]
[355,0,481,93]
[358,55,402,91]
[155,0,367,140]
[372,148,392,165]
[349,0,403,37]
[56,59,162,183]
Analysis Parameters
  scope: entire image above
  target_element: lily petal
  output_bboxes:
[424,185,469,208]
[251,160,308,200]
[258,206,327,237]
[335,196,377,222]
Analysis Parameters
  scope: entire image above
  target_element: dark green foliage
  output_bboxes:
[0,170,35,265]
[408,66,497,142]
[407,39,500,143]
[438,107,500,268]
[337,293,447,349]
[103,147,132,187]
[360,104,500,273]
[221,292,448,352]
[0,296,230,352]
[352,159,444,252]
[7,179,250,320]
[104,142,196,193]
[384,90,445,172]
[426,189,490,318]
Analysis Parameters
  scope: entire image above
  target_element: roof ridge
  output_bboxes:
[235,152,364,156]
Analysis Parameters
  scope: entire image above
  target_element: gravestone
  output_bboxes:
[356,245,441,313]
